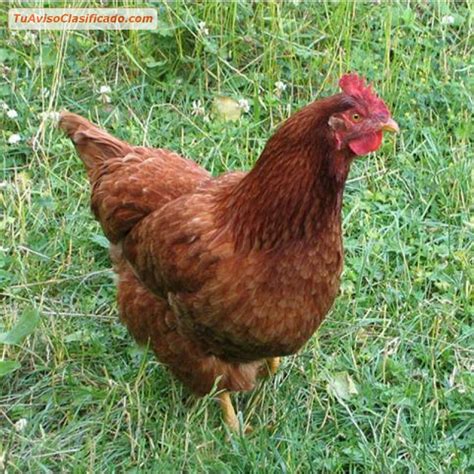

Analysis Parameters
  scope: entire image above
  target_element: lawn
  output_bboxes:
[0,1,472,472]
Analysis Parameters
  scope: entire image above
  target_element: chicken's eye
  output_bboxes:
[352,113,361,122]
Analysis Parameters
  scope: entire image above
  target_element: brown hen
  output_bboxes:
[60,73,398,431]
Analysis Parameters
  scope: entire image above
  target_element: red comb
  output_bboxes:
[339,73,389,115]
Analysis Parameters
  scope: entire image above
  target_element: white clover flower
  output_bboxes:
[40,111,61,123]
[8,133,21,144]
[441,15,455,25]
[274,81,287,95]
[99,85,112,94]
[98,85,112,103]
[6,109,18,119]
[14,418,28,432]
[0,101,9,111]
[238,98,250,113]
[192,99,205,116]
[197,21,209,36]
[23,31,36,46]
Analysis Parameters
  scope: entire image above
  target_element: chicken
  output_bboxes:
[60,73,398,431]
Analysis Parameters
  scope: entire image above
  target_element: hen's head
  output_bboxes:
[328,73,399,156]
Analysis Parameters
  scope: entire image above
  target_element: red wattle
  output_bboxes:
[348,131,383,156]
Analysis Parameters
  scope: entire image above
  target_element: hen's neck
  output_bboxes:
[223,96,354,251]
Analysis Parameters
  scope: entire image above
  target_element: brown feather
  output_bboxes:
[59,112,133,179]
[63,83,391,397]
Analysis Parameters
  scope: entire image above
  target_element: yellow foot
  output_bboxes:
[266,357,281,376]
[218,391,240,432]
[259,357,281,378]
[218,391,252,434]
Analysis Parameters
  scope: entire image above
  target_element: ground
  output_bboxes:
[0,1,472,472]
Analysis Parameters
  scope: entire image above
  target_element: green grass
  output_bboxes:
[1,1,473,472]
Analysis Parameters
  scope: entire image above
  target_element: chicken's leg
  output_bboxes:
[218,391,239,432]
[266,357,281,376]
[258,357,281,378]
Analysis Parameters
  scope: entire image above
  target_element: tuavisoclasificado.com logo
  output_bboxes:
[8,8,158,31]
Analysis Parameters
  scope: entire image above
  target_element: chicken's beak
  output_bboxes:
[380,117,399,133]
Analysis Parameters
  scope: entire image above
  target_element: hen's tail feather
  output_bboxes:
[59,111,133,176]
